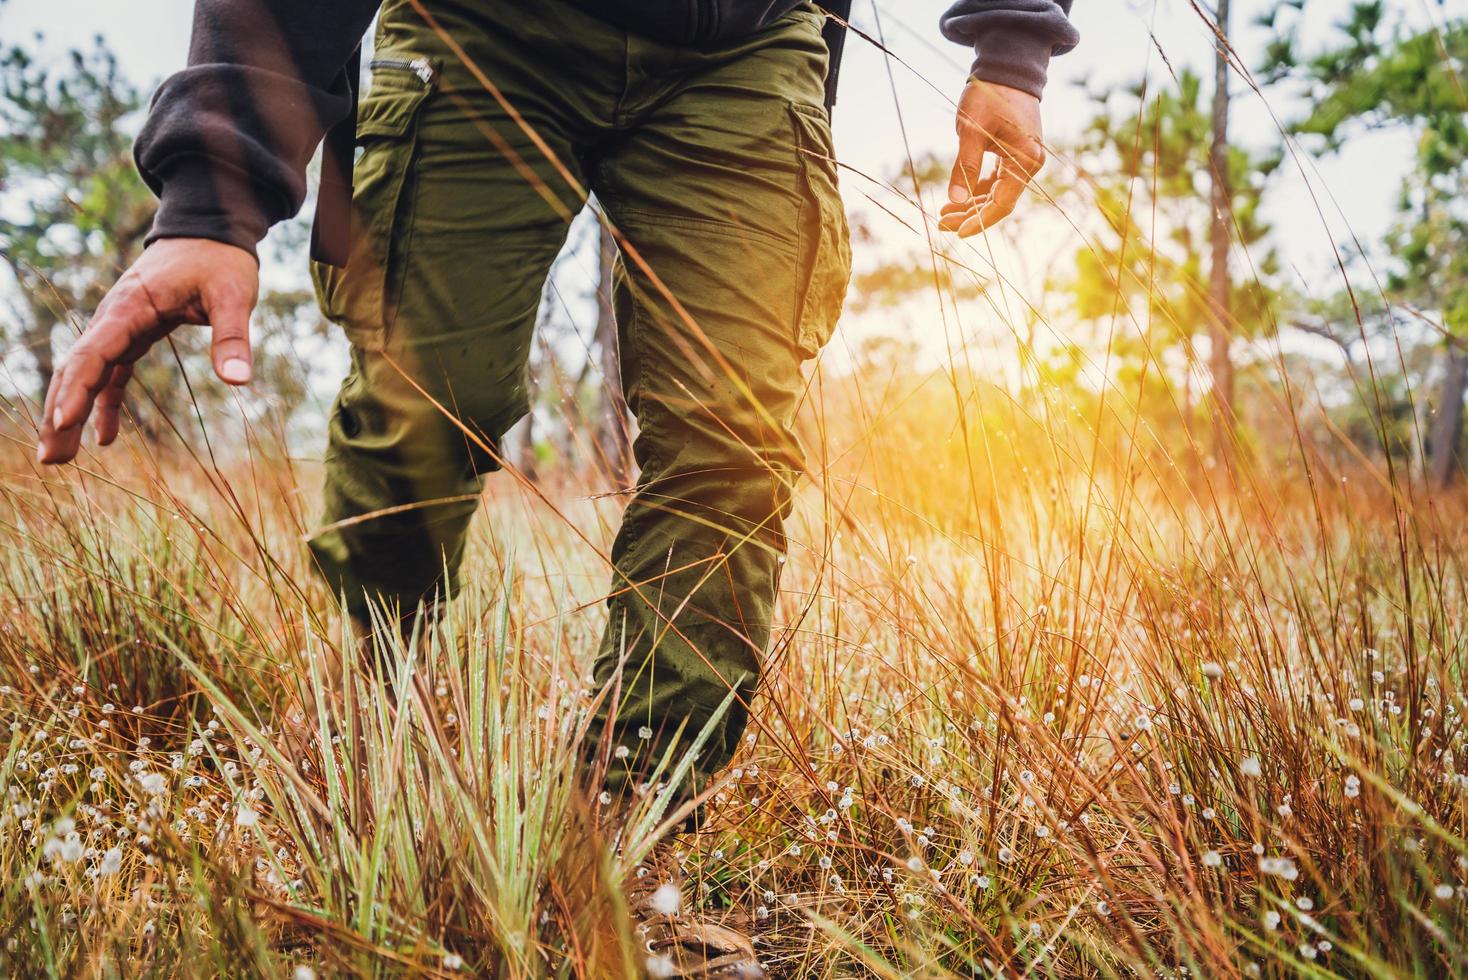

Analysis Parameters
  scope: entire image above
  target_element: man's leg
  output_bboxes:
[588,6,853,787]
[307,4,602,624]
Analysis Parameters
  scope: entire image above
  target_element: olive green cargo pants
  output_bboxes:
[308,0,850,780]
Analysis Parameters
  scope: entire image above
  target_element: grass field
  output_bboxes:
[1,360,1466,978]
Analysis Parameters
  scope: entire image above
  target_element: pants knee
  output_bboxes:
[328,349,528,482]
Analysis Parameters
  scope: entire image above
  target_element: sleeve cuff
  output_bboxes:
[143,159,274,261]
[968,25,1062,100]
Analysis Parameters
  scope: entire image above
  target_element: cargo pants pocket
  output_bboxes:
[790,101,853,359]
[311,60,433,352]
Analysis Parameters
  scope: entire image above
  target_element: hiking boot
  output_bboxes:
[595,790,765,979]
[638,915,766,978]
[629,877,766,979]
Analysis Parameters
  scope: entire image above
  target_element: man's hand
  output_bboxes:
[940,80,1046,237]
[36,238,259,465]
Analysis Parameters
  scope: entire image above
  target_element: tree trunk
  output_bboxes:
[1428,345,1467,489]
[594,222,633,486]
[1410,385,1430,479]
[1207,0,1234,463]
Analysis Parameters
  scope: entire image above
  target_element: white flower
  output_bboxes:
[1202,850,1222,868]
[1240,757,1262,779]
[98,847,123,877]
[637,726,653,741]
[1259,856,1298,881]
[235,806,260,829]
[646,954,677,978]
[1202,662,1224,679]
[44,834,84,864]
[137,772,167,796]
[293,967,317,980]
[1434,884,1454,900]
[1348,697,1364,712]
[442,952,464,970]
[649,882,682,916]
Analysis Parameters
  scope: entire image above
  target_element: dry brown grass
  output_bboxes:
[0,353,1465,980]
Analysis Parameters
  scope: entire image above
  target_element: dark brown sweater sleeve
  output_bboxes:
[940,0,1079,99]
[134,0,381,258]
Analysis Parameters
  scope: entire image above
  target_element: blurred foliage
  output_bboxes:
[1283,4,1468,334]
[845,152,988,317]
[1268,1,1468,484]
[0,35,153,398]
[1066,70,1281,370]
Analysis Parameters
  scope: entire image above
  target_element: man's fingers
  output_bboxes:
[50,284,159,433]
[939,175,997,231]
[37,362,67,463]
[955,171,1029,237]
[34,237,260,467]
[39,277,162,464]
[209,294,255,385]
[37,366,85,465]
[94,363,134,447]
[38,424,84,465]
[41,349,117,464]
[948,123,991,205]
[52,348,122,435]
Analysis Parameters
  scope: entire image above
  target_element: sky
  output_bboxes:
[0,0,1454,373]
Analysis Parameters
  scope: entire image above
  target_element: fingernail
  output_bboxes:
[949,184,967,204]
[52,407,65,430]
[220,358,251,384]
